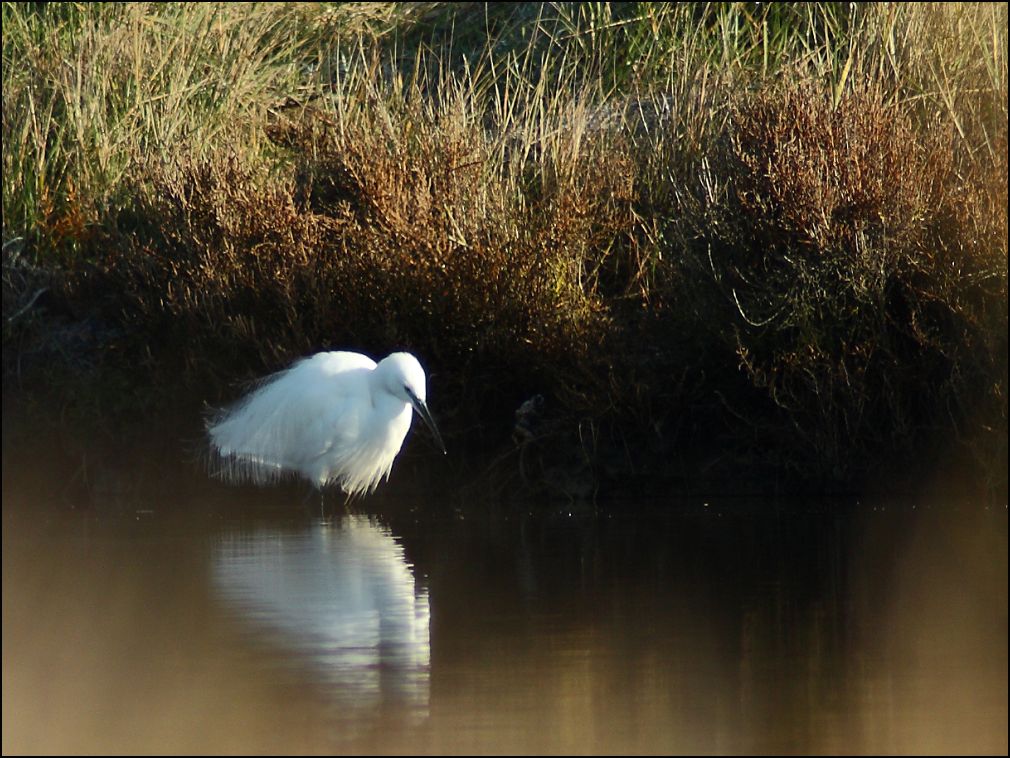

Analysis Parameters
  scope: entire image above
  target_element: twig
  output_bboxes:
[7,287,49,325]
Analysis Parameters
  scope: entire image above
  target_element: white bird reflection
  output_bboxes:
[212,515,430,717]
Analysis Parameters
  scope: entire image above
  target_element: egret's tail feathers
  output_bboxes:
[205,368,306,486]
[206,448,291,487]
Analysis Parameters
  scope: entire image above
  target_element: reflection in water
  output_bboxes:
[212,516,430,720]
[2,445,1006,755]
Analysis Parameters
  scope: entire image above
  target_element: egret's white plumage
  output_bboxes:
[207,351,444,496]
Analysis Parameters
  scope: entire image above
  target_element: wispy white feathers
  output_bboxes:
[207,351,443,497]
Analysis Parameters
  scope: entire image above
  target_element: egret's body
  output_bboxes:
[207,351,444,496]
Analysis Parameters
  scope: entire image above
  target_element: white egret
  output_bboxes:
[207,351,445,497]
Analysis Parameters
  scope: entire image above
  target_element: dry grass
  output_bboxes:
[4,2,1007,493]
[85,76,639,428]
[654,81,1006,484]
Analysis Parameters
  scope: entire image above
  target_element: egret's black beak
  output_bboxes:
[407,390,446,454]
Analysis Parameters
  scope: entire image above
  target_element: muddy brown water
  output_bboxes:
[2,437,1007,754]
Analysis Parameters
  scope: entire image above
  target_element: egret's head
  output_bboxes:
[379,352,445,454]
[380,352,427,404]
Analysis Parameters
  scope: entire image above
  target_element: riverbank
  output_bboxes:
[3,3,1006,498]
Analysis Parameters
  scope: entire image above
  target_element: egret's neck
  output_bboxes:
[366,372,413,452]
[368,364,393,404]
[368,367,410,416]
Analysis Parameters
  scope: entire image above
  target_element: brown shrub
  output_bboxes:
[85,103,639,431]
[41,77,1007,491]
[665,83,1007,484]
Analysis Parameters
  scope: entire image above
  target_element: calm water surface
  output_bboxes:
[3,447,1007,754]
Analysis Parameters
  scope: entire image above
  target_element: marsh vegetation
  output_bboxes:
[3,2,1006,496]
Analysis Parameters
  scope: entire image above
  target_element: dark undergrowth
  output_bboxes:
[4,3,1007,500]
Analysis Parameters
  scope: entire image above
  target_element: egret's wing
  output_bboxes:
[282,354,376,464]
[208,352,376,485]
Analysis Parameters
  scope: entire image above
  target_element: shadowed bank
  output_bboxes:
[3,3,1007,495]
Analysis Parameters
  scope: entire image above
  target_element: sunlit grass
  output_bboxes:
[3,2,1006,490]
